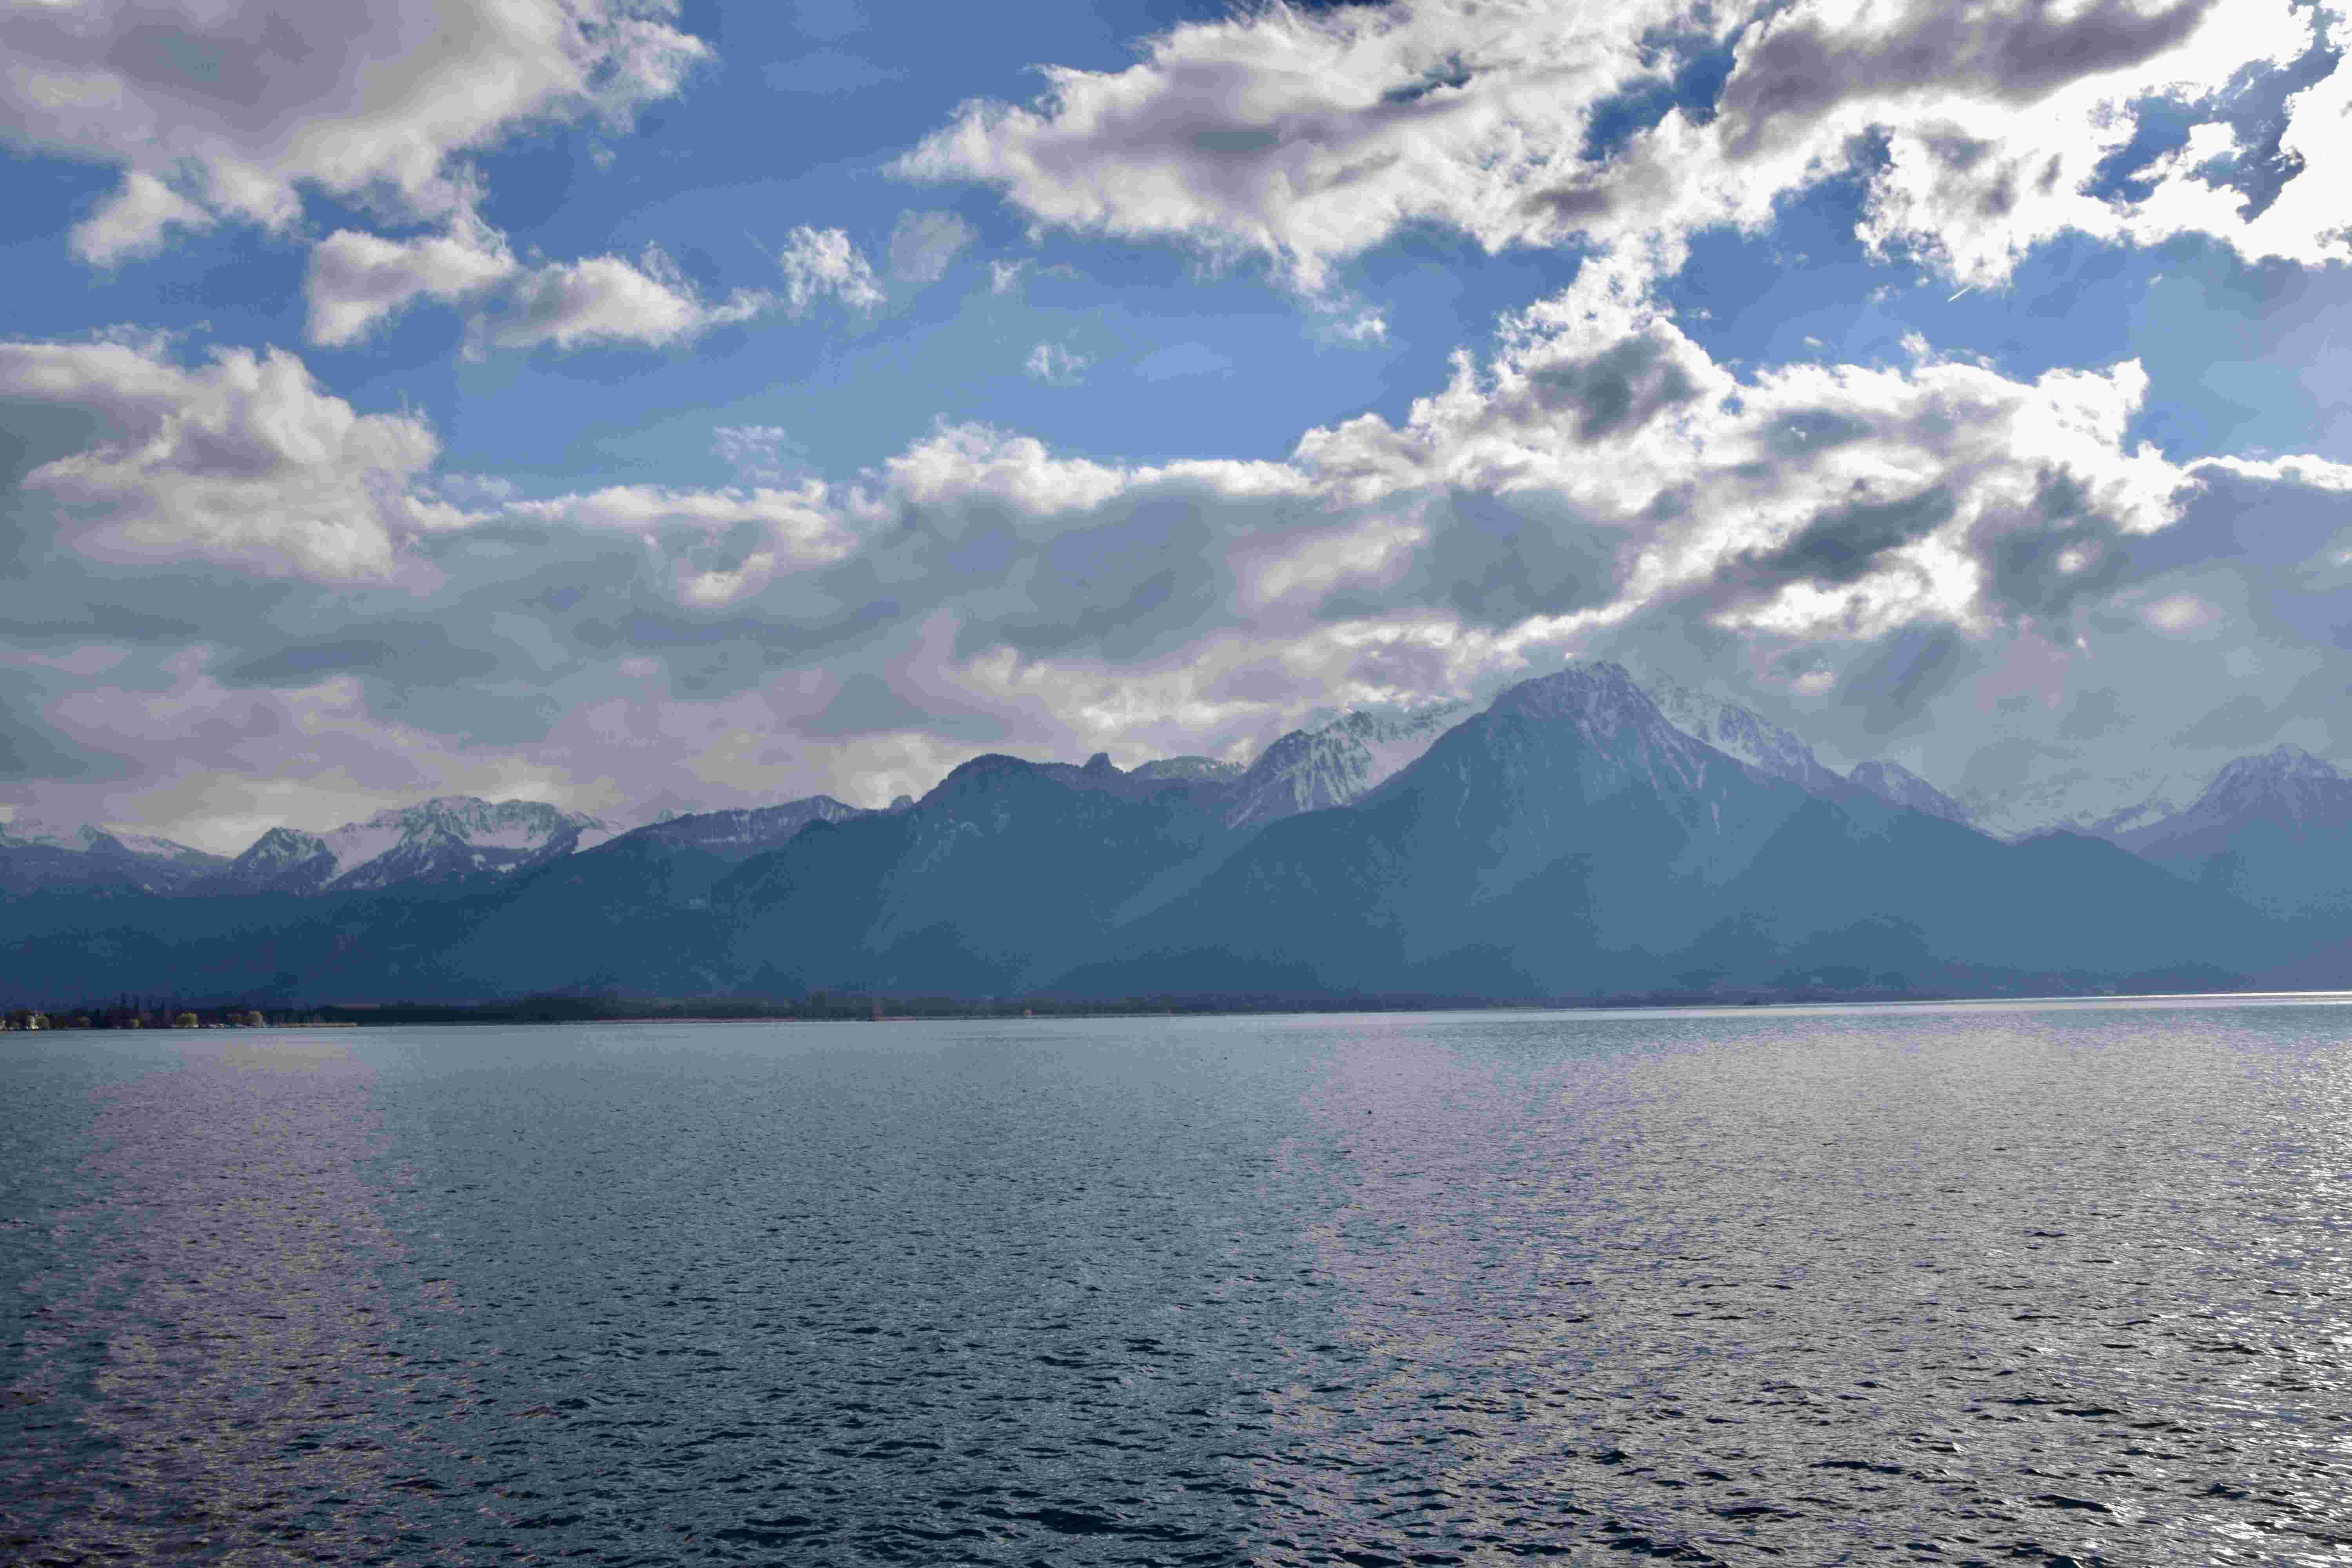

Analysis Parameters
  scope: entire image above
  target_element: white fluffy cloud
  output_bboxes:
[900,0,2341,292]
[777,225,886,313]
[0,337,462,579]
[3,0,705,263]
[484,246,770,351]
[304,218,522,347]
[306,220,771,352]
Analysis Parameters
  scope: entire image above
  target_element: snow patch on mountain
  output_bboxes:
[0,816,228,893]
[1847,760,1975,827]
[2117,745,2352,852]
[1,818,222,864]
[1484,662,1748,806]
[1639,675,1844,794]
[1225,703,1466,828]
[1131,755,1247,784]
[214,797,610,893]
[621,795,868,862]
[1962,769,2198,842]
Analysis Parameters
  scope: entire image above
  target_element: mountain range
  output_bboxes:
[2,664,2346,1004]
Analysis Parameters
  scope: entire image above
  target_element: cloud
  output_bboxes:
[5,247,2350,843]
[0,336,461,580]
[1024,342,1089,384]
[69,173,209,266]
[712,425,802,483]
[897,0,2338,295]
[305,219,522,347]
[4,0,706,265]
[482,246,770,351]
[777,226,886,313]
[887,210,978,285]
[306,219,770,352]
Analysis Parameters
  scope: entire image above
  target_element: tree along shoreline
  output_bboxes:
[10,981,2254,1031]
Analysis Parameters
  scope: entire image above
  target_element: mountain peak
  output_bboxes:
[1848,759,1975,827]
[1489,661,1648,722]
[1636,670,1844,795]
[2208,743,2344,790]
[1222,701,1466,828]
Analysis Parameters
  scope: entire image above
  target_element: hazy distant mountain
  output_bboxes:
[1642,675,1845,795]
[1847,760,1976,828]
[205,797,615,895]
[2114,745,2352,918]
[0,819,227,895]
[1061,662,2257,999]
[0,667,2337,1005]
[706,751,1236,998]
[1221,705,1465,828]
[610,795,871,864]
[1131,755,1246,784]
[1958,768,2200,843]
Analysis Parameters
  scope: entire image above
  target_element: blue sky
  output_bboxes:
[0,0,2348,850]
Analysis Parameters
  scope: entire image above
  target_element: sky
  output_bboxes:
[0,0,2348,853]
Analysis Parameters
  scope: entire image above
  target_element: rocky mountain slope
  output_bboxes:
[2112,745,2352,918]
[204,797,618,895]
[1847,760,1977,828]
[1220,704,1465,828]
[2,666,2346,1005]
[0,819,226,895]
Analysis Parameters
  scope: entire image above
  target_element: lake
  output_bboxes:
[4,998,2349,1564]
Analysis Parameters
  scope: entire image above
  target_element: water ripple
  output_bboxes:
[4,999,2349,1564]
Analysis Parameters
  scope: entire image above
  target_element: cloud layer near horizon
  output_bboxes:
[0,0,2347,851]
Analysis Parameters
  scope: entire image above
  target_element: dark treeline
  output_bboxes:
[252,982,1971,1026]
[0,994,338,1031]
[307,991,1513,1025]
[5,976,2239,1032]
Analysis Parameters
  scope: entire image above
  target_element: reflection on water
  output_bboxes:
[1,1036,465,1559]
[1283,1008,2352,1562]
[3,1000,2349,1564]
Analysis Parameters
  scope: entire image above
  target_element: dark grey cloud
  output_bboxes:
[1742,485,1957,592]
[2057,685,2130,741]
[1969,467,2136,624]
[1717,0,2216,157]
[2173,691,2276,749]
[1323,488,1623,629]
[804,671,1014,743]
[1840,625,1973,735]
[0,690,137,785]
[1517,331,1706,444]
[222,623,502,688]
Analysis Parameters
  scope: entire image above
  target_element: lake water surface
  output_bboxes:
[5,998,2350,1564]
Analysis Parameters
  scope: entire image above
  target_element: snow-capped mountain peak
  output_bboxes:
[1481,661,1750,804]
[0,815,227,893]
[1847,759,1976,827]
[618,795,867,862]
[1638,673,1844,795]
[1,817,218,862]
[1223,702,1466,828]
[2196,744,2347,814]
[212,796,612,894]
[2103,743,2352,858]
[1130,755,1247,784]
